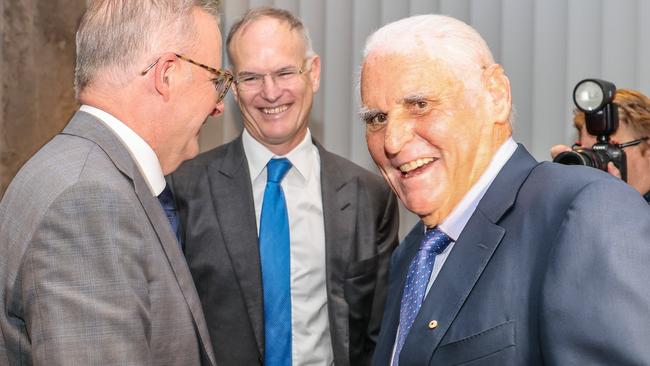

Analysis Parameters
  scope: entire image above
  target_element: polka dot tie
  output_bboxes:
[393,226,453,365]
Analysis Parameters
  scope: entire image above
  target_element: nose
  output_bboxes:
[260,74,281,101]
[384,113,414,156]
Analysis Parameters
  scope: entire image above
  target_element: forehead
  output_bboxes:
[193,9,222,62]
[231,17,305,69]
[360,51,465,106]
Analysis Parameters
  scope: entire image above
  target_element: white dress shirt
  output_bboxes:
[391,138,518,365]
[80,105,165,196]
[242,128,333,366]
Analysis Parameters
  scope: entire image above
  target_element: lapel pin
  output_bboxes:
[428,320,438,329]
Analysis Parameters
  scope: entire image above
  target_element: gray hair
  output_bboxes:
[226,7,314,66]
[75,0,221,98]
[362,14,495,90]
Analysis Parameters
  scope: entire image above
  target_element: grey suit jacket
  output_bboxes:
[374,145,650,366]
[171,135,399,366]
[0,112,215,365]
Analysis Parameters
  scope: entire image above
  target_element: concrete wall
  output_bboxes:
[0,0,85,196]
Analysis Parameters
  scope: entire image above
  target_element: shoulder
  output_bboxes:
[2,134,125,213]
[319,148,390,194]
[174,138,239,179]
[512,162,649,238]
[525,161,641,205]
[1,140,139,251]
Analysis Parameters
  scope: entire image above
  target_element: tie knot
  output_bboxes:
[420,227,453,255]
[158,185,175,207]
[266,158,292,183]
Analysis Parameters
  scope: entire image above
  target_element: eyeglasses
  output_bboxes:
[234,58,313,91]
[619,136,649,148]
[141,53,233,103]
[573,136,649,149]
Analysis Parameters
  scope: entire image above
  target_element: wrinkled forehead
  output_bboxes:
[360,48,483,105]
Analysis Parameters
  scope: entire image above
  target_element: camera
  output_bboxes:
[553,79,629,181]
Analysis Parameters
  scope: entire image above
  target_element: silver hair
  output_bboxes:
[226,7,315,67]
[361,14,495,91]
[74,0,221,98]
[364,14,493,66]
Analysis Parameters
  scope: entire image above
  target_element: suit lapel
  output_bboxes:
[133,173,217,366]
[400,213,504,365]
[206,137,265,354]
[62,112,217,366]
[374,222,424,365]
[318,143,357,363]
[399,145,538,365]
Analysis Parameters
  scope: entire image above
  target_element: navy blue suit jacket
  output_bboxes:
[374,145,650,365]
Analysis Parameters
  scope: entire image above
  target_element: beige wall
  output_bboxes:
[0,0,85,196]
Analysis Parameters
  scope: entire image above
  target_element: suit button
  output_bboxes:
[428,320,438,329]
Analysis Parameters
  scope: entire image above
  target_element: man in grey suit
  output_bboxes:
[0,0,233,364]
[171,7,399,366]
[359,15,650,365]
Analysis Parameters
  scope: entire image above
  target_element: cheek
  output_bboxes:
[366,132,387,159]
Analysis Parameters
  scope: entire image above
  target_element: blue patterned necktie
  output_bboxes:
[157,185,183,250]
[259,158,293,366]
[393,226,453,365]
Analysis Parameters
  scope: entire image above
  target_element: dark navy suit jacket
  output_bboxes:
[374,145,650,365]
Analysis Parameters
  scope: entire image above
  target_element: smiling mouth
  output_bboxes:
[398,157,437,177]
[261,104,289,114]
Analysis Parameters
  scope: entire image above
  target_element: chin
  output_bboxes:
[181,141,201,162]
[400,192,439,217]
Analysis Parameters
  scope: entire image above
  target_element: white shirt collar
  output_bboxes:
[79,104,166,196]
[439,137,518,240]
[242,128,315,181]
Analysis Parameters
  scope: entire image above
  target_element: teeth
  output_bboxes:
[399,158,435,173]
[262,105,289,114]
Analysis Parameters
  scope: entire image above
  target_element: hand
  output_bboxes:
[550,144,572,160]
[606,162,622,179]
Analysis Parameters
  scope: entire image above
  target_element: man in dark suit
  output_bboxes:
[171,7,399,366]
[359,14,650,365]
[0,1,232,364]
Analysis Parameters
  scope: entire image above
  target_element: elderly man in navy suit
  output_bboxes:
[360,14,650,365]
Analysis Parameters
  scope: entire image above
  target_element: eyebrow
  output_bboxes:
[358,106,383,121]
[402,93,429,105]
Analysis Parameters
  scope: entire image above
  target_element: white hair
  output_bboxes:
[362,14,495,92]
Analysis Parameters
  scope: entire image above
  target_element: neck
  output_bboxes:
[80,86,156,145]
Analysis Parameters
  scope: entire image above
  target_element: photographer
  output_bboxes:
[551,89,650,203]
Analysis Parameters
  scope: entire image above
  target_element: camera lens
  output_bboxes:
[554,150,595,167]
[553,147,609,171]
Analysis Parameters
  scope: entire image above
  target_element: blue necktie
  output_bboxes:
[158,185,183,250]
[394,227,453,364]
[259,158,293,366]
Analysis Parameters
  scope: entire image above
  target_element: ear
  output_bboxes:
[154,53,179,102]
[308,55,321,93]
[484,64,511,124]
